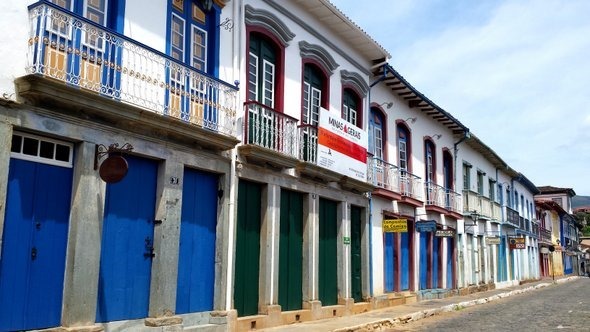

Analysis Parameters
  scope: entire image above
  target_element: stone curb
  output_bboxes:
[333,277,579,332]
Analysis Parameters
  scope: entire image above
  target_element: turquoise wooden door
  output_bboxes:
[96,155,158,322]
[0,158,72,332]
[384,232,395,292]
[176,168,218,313]
[278,189,303,311]
[446,237,454,289]
[400,230,410,290]
[350,206,362,302]
[419,232,428,289]
[318,198,337,306]
[234,180,262,317]
[432,236,440,288]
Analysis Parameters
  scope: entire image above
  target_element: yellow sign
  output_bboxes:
[383,219,408,232]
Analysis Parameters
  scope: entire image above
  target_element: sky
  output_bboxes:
[330,0,590,196]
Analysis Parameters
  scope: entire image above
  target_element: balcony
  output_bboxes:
[491,201,502,221]
[238,101,299,169]
[539,228,551,242]
[462,190,492,219]
[20,1,239,151]
[424,182,463,217]
[504,206,520,228]
[368,156,423,204]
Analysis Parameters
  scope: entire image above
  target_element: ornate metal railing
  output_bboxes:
[243,101,298,158]
[539,228,552,242]
[26,1,238,136]
[367,157,422,200]
[505,206,520,227]
[299,124,318,163]
[399,170,422,200]
[425,182,462,213]
[369,157,401,192]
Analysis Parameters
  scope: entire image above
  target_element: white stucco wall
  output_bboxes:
[0,2,30,97]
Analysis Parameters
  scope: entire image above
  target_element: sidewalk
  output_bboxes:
[260,276,580,332]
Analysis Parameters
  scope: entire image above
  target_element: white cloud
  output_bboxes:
[332,0,590,194]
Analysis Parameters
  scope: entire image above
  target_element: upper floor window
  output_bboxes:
[342,89,360,126]
[369,107,385,159]
[425,140,435,183]
[488,179,496,201]
[476,171,484,195]
[397,124,411,172]
[442,150,453,190]
[302,63,326,126]
[463,163,471,190]
[248,33,279,108]
[49,0,122,32]
[169,0,216,74]
[552,197,562,207]
[506,187,511,207]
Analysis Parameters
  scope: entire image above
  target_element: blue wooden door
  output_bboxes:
[446,238,454,289]
[96,155,158,322]
[419,232,428,289]
[0,158,72,332]
[400,231,410,290]
[176,168,218,313]
[432,236,440,288]
[383,232,395,292]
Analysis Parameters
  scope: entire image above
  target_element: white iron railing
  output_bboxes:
[26,1,238,136]
[243,101,298,158]
[368,157,423,200]
[299,124,318,163]
[425,181,462,213]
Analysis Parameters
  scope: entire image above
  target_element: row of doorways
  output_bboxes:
[0,150,218,331]
[233,181,365,317]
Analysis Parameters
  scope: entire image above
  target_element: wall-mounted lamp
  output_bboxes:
[404,117,417,124]
[431,134,442,140]
[201,0,213,11]
[465,210,479,228]
[379,102,393,109]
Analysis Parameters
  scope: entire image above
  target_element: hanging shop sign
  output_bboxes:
[435,229,455,237]
[317,107,368,181]
[415,220,437,233]
[509,237,526,249]
[540,247,550,254]
[383,219,408,233]
[95,143,134,183]
[485,236,501,245]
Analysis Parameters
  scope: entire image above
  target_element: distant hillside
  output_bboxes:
[573,195,590,209]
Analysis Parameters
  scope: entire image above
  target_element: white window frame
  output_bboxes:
[262,59,275,108]
[81,0,109,51]
[11,131,73,168]
[191,24,207,72]
[247,52,259,102]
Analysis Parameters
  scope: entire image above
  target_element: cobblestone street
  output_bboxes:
[386,278,590,331]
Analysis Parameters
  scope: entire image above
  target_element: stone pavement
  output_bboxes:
[259,276,580,332]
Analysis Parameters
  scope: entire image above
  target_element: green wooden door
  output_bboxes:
[318,198,338,306]
[278,189,303,311]
[234,180,262,317]
[350,205,363,302]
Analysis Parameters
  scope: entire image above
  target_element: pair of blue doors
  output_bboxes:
[0,158,72,332]
[384,231,410,292]
[97,157,218,321]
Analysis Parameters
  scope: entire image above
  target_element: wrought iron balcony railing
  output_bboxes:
[299,124,318,163]
[243,101,298,158]
[425,182,462,212]
[505,206,520,227]
[539,228,552,242]
[26,1,238,136]
[368,157,422,200]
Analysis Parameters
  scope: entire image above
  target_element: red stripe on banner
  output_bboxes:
[318,128,367,163]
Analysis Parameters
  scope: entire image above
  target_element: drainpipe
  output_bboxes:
[365,64,388,297]
[225,0,243,312]
[452,129,470,289]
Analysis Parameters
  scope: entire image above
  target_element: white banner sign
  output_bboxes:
[317,108,368,181]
